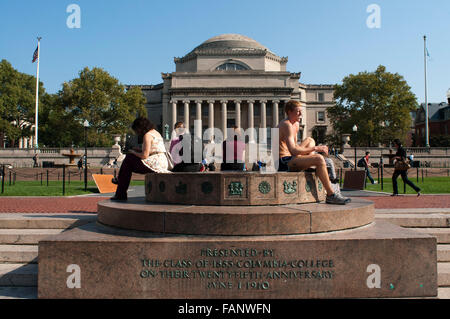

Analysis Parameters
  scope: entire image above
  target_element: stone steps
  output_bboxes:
[376,214,450,228]
[0,245,38,263]
[438,245,450,262]
[0,264,38,287]
[409,228,450,244]
[0,213,97,299]
[0,214,97,229]
[0,229,65,244]
[0,211,449,298]
[0,286,37,299]
[438,263,450,287]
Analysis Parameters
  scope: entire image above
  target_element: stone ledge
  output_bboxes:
[97,197,374,235]
[145,172,326,206]
[37,221,437,299]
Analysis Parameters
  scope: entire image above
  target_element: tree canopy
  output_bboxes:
[0,59,46,147]
[56,67,147,147]
[327,65,418,147]
[0,60,147,148]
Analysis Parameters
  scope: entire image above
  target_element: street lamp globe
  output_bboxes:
[352,125,358,132]
[83,120,89,128]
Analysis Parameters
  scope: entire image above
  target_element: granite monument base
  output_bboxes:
[38,220,437,299]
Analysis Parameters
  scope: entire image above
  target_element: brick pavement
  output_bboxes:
[0,196,108,213]
[0,194,450,213]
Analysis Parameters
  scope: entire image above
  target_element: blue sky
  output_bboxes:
[1,0,449,103]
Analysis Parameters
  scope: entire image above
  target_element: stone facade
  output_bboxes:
[128,34,335,144]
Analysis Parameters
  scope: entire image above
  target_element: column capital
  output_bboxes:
[234,100,242,104]
[220,100,228,105]
[183,100,190,104]
[170,99,178,104]
[207,100,215,104]
[272,99,280,104]
[260,100,267,104]
[195,100,203,104]
[247,99,255,104]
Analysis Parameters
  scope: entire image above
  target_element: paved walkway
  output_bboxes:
[1,187,450,213]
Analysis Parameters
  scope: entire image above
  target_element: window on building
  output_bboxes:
[317,111,325,122]
[318,93,325,102]
[215,63,249,71]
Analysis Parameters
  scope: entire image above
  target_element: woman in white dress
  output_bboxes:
[111,117,170,201]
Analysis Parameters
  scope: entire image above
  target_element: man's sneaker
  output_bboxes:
[326,193,351,205]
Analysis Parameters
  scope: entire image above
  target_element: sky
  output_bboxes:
[0,0,449,103]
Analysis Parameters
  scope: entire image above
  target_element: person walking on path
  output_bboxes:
[358,151,377,184]
[391,139,421,197]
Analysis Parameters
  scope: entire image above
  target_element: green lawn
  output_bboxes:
[0,180,145,196]
[363,176,450,194]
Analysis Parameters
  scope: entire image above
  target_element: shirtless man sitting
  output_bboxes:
[277,100,350,205]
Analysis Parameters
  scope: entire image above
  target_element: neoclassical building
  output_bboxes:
[130,34,335,144]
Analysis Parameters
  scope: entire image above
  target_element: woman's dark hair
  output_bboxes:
[393,139,402,147]
[131,117,155,136]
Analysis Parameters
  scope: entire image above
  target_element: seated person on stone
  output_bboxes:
[221,126,246,171]
[111,117,170,201]
[277,100,350,205]
[171,131,204,172]
[169,121,185,155]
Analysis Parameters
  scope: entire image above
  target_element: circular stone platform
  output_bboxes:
[145,171,326,206]
[97,197,374,236]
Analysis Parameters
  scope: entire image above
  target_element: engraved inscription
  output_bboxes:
[140,248,335,291]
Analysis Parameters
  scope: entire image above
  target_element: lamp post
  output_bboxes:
[83,120,89,191]
[352,125,358,171]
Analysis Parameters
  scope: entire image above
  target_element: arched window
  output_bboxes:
[215,62,249,71]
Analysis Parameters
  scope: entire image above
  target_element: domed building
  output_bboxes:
[131,34,335,144]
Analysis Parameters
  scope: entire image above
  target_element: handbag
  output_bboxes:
[164,151,175,171]
[394,159,411,171]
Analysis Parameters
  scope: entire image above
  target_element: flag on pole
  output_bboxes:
[32,46,39,63]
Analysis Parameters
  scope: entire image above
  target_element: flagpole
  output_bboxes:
[424,35,429,148]
[34,37,41,150]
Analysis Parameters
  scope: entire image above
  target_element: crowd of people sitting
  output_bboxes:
[111,100,349,205]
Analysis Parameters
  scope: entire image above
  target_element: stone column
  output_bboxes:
[260,100,267,143]
[234,100,241,129]
[19,137,23,149]
[248,100,255,143]
[207,100,215,142]
[183,100,190,133]
[170,100,177,131]
[195,100,202,140]
[221,100,228,141]
[273,100,279,127]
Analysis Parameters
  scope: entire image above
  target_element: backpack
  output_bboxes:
[357,157,366,168]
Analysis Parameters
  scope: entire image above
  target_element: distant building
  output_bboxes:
[128,34,335,144]
[414,90,450,146]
